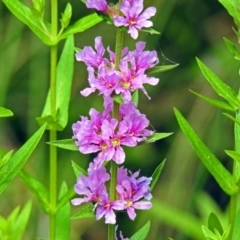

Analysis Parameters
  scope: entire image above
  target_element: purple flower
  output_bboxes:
[113,0,156,39]
[71,163,110,205]
[115,226,129,240]
[95,192,125,224]
[116,167,152,220]
[75,36,107,68]
[86,0,108,12]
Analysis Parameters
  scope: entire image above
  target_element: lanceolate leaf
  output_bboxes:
[144,132,173,144]
[37,35,74,130]
[150,159,166,191]
[202,225,216,239]
[14,201,32,240]
[225,150,240,163]
[208,212,223,235]
[224,38,240,61]
[72,161,87,177]
[174,108,238,195]
[234,111,240,182]
[19,170,50,213]
[196,58,240,109]
[56,182,70,240]
[130,221,150,240]
[0,106,13,117]
[0,150,13,169]
[190,90,235,112]
[47,139,78,151]
[0,124,46,194]
[223,113,240,126]
[2,0,51,45]
[56,187,75,212]
[146,64,179,74]
[59,13,102,40]
[71,203,94,219]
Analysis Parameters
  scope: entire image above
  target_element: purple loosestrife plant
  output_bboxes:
[71,0,166,239]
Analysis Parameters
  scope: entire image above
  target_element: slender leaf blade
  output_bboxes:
[223,38,240,60]
[144,132,173,144]
[0,106,13,117]
[37,35,74,130]
[14,201,32,240]
[196,58,240,109]
[19,170,50,213]
[150,159,166,191]
[146,64,179,74]
[0,124,46,194]
[2,0,51,45]
[130,221,150,240]
[71,204,94,219]
[225,150,240,163]
[208,212,223,235]
[190,90,235,112]
[60,13,102,40]
[72,161,87,177]
[174,108,238,195]
[47,139,78,151]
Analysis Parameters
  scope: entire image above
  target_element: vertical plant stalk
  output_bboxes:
[49,0,58,239]
[108,27,124,240]
[229,110,240,240]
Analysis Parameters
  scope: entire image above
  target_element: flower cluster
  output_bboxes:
[76,37,159,102]
[72,0,159,235]
[86,0,156,39]
[72,98,153,167]
[72,163,152,224]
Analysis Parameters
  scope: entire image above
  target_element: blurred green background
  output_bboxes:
[0,0,239,239]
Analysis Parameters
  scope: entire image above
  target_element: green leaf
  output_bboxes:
[225,150,240,163]
[60,3,72,29]
[130,221,150,240]
[56,182,70,240]
[0,150,13,169]
[223,38,240,61]
[0,106,13,118]
[233,209,240,240]
[174,108,238,195]
[144,132,173,144]
[202,225,216,240]
[196,58,240,109]
[2,0,52,45]
[71,203,95,219]
[146,64,179,74]
[37,35,74,131]
[131,90,139,107]
[59,13,102,40]
[113,94,124,104]
[56,187,75,212]
[36,115,63,131]
[190,90,235,112]
[218,0,240,25]
[208,212,223,236]
[223,113,240,126]
[13,201,32,240]
[0,124,46,194]
[31,0,45,18]
[47,139,78,151]
[150,159,166,191]
[19,170,50,214]
[72,161,87,177]
[140,28,160,35]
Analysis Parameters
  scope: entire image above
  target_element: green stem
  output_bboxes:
[49,0,58,239]
[108,27,124,240]
[229,110,240,240]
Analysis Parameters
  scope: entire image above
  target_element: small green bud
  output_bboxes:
[60,3,72,29]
